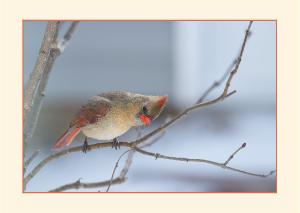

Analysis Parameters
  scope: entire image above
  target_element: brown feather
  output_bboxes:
[70,101,110,128]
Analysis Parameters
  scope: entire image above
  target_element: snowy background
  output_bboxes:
[24,21,276,192]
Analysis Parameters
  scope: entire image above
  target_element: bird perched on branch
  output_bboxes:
[52,91,168,152]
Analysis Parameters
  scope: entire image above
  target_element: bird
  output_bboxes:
[52,91,168,152]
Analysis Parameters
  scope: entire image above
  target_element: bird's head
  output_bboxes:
[132,94,168,127]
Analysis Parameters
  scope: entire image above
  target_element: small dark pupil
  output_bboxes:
[142,106,148,114]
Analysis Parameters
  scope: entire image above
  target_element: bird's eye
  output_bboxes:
[142,106,148,114]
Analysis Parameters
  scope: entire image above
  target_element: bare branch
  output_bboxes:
[197,58,237,103]
[105,132,166,192]
[223,142,246,166]
[26,139,274,190]
[117,150,135,180]
[106,150,132,192]
[46,141,274,192]
[49,177,125,192]
[24,22,60,149]
[132,144,275,178]
[24,21,79,149]
[197,22,252,104]
[222,21,253,98]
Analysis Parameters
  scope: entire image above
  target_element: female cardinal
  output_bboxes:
[52,91,167,152]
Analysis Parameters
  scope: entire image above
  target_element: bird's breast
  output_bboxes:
[81,108,134,140]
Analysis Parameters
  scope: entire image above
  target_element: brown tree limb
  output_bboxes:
[24,21,80,148]
[24,22,60,149]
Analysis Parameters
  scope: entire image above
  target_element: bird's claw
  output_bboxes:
[82,137,89,153]
[112,138,120,150]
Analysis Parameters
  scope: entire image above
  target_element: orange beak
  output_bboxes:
[139,114,151,126]
[157,96,168,108]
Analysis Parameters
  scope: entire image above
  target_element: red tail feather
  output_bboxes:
[52,127,81,150]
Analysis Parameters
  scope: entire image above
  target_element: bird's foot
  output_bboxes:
[112,138,120,150]
[82,137,89,153]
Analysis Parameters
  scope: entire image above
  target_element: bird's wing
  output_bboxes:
[70,98,111,128]
[52,96,111,150]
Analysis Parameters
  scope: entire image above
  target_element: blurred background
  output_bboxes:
[24,21,276,192]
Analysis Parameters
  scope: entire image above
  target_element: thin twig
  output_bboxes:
[49,149,134,192]
[223,142,246,166]
[131,144,275,178]
[196,24,252,104]
[105,132,166,192]
[118,150,135,179]
[197,59,237,103]
[48,141,275,191]
[106,150,132,192]
[222,21,253,97]
[49,177,125,192]
[104,128,145,192]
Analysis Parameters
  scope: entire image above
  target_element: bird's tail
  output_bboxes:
[52,127,81,150]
